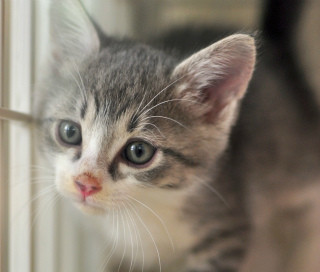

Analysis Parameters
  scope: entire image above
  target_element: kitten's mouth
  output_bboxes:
[67,193,106,214]
[74,199,106,214]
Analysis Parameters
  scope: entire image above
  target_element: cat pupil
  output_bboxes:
[133,144,144,158]
[125,141,155,165]
[58,121,81,145]
[65,125,76,138]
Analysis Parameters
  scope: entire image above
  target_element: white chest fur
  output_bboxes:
[98,188,197,271]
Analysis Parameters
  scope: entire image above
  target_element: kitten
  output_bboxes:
[34,0,320,272]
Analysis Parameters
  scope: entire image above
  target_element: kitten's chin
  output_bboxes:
[74,202,106,215]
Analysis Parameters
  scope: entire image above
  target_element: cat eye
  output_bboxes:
[124,141,156,166]
[58,120,82,146]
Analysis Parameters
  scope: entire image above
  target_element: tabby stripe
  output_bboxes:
[218,247,245,261]
[109,160,119,181]
[163,148,199,167]
[80,100,87,119]
[127,115,139,132]
[133,163,169,184]
[116,98,130,120]
[191,225,248,254]
[72,150,82,161]
[109,149,197,182]
[209,259,236,272]
[94,92,100,114]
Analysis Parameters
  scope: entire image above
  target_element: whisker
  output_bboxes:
[29,175,55,180]
[121,203,135,272]
[123,202,142,271]
[131,92,147,123]
[139,122,166,139]
[141,115,189,131]
[100,205,120,272]
[117,206,127,272]
[97,205,116,272]
[73,61,88,101]
[10,180,53,188]
[31,192,60,229]
[140,98,200,118]
[127,195,175,252]
[126,199,162,272]
[21,184,56,206]
[28,164,52,169]
[5,175,55,186]
[101,101,110,124]
[195,177,229,208]
[10,164,54,172]
[139,127,164,142]
[12,184,56,225]
[71,61,88,102]
[137,75,187,120]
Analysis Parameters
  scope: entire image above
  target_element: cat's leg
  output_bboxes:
[183,225,248,272]
[241,182,320,272]
[184,248,245,272]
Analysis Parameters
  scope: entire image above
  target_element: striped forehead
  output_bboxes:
[79,87,143,134]
[79,94,138,160]
[80,90,106,121]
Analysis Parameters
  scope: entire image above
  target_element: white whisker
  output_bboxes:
[140,98,200,118]
[12,184,56,223]
[10,180,53,189]
[138,75,186,119]
[139,122,166,139]
[97,205,116,272]
[131,92,147,122]
[31,192,61,229]
[117,207,127,272]
[195,177,229,208]
[141,115,189,131]
[126,199,162,272]
[71,61,88,102]
[73,61,88,101]
[120,203,135,272]
[123,202,140,271]
[99,206,120,272]
[127,195,175,252]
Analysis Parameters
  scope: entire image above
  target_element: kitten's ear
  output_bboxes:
[172,34,256,123]
[50,0,100,62]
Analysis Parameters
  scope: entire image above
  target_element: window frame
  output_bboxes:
[0,0,9,271]
[0,1,33,272]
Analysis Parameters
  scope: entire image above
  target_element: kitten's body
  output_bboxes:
[218,41,320,272]
[34,1,320,271]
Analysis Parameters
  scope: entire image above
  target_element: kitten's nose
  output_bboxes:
[74,174,102,198]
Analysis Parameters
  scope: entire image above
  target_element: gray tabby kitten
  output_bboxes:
[34,0,320,272]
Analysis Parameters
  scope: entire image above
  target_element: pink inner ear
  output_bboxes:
[173,34,256,124]
[203,70,250,123]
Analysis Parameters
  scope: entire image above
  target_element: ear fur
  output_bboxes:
[172,34,256,123]
[50,0,100,62]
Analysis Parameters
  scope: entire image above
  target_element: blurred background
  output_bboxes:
[0,0,319,272]
[82,0,320,102]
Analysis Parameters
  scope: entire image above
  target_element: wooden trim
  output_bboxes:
[0,122,9,272]
[0,108,32,122]
[0,0,9,271]
[5,1,32,272]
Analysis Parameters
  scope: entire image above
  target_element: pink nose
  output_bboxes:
[74,174,102,199]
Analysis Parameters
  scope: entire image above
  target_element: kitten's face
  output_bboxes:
[35,0,255,214]
[40,47,219,214]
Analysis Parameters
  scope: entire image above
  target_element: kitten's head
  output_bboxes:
[35,0,255,214]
